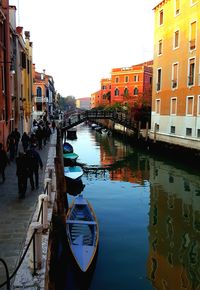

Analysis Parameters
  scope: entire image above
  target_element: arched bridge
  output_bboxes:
[60,110,138,133]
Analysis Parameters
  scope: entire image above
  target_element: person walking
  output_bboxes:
[16,152,29,198]
[0,143,9,183]
[52,120,56,133]
[21,132,30,152]
[7,131,15,161]
[26,145,43,189]
[13,128,21,155]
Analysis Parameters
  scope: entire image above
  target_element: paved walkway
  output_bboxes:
[0,134,54,288]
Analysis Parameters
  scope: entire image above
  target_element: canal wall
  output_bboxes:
[97,119,200,168]
[12,133,58,290]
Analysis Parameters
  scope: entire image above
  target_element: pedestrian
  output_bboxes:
[13,128,21,155]
[7,131,15,161]
[52,120,56,133]
[16,152,29,198]
[35,126,43,150]
[0,143,9,183]
[26,145,43,189]
[21,132,30,152]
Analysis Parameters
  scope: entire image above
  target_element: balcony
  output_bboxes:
[35,97,42,103]
[172,80,177,88]
[189,39,196,50]
[156,82,161,91]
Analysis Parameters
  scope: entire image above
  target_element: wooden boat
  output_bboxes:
[66,194,99,272]
[64,166,83,180]
[63,152,79,166]
[63,142,73,154]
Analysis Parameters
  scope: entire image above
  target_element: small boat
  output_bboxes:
[63,152,79,166]
[64,166,83,180]
[66,178,85,196]
[63,142,73,154]
[67,127,77,140]
[66,194,99,272]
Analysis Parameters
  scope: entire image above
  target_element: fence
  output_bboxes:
[0,170,53,290]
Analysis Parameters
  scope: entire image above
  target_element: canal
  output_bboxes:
[52,122,200,290]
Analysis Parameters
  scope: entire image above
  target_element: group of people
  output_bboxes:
[0,118,56,198]
[16,145,43,199]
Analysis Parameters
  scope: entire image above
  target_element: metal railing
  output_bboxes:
[0,170,52,289]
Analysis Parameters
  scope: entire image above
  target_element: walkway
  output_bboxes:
[0,133,54,288]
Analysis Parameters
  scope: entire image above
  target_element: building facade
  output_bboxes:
[111,61,153,108]
[150,0,200,150]
[91,61,153,110]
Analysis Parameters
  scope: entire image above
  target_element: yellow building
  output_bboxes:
[150,0,200,150]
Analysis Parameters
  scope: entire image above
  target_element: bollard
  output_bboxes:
[39,194,48,230]
[29,222,43,272]
[45,177,52,203]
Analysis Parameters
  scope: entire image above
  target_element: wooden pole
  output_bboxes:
[154,123,157,143]
[145,121,149,142]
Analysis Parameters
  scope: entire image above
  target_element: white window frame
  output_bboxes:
[190,0,198,6]
[171,62,179,89]
[174,0,180,16]
[157,68,162,91]
[186,95,194,116]
[158,39,163,56]
[173,30,180,50]
[189,20,197,51]
[188,57,196,87]
[159,9,164,26]
[197,95,200,115]
[155,99,161,114]
[170,97,177,115]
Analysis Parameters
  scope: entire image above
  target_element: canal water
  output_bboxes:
[54,123,200,290]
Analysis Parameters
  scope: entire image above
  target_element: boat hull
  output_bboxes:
[66,195,99,272]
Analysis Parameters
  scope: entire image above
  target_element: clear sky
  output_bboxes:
[9,0,159,99]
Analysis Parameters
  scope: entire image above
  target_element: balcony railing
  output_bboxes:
[188,76,194,86]
[156,82,161,91]
[189,39,196,50]
[35,97,42,103]
[172,80,177,88]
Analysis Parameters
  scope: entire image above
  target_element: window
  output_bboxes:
[171,98,177,115]
[171,126,176,134]
[198,95,200,115]
[125,76,129,83]
[172,63,178,88]
[133,87,138,95]
[174,30,179,49]
[36,87,42,97]
[190,21,196,50]
[115,77,119,83]
[158,39,162,55]
[188,58,195,86]
[156,99,161,114]
[175,0,180,14]
[197,129,200,138]
[159,10,163,25]
[124,87,128,96]
[186,128,192,136]
[114,88,119,96]
[133,75,138,82]
[157,68,162,91]
[186,96,194,115]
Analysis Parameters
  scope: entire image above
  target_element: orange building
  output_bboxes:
[91,61,153,110]
[150,0,200,150]
[111,61,153,108]
[0,0,12,147]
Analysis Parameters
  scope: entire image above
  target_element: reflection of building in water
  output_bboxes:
[98,134,150,184]
[147,158,200,289]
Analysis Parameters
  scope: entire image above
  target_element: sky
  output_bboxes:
[9,0,160,99]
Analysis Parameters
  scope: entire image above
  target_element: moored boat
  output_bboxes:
[64,165,83,180]
[66,194,99,272]
[63,152,79,166]
[63,142,73,154]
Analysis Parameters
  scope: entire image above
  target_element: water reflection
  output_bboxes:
[147,158,200,290]
[57,124,200,290]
